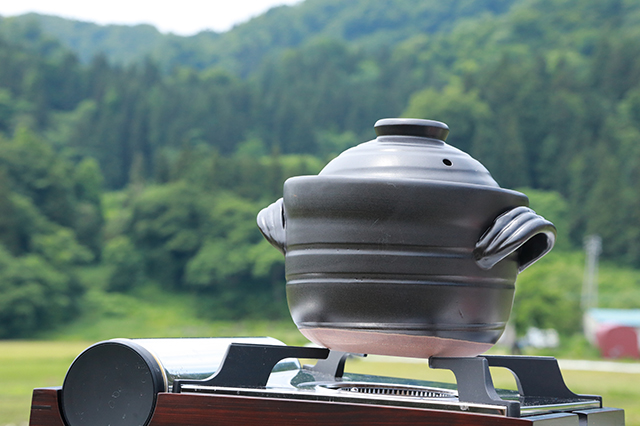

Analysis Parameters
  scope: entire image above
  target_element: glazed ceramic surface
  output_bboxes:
[258,118,556,358]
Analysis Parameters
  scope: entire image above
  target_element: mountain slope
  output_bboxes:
[1,0,519,75]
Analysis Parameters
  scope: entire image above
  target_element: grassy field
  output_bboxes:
[2,340,639,426]
[1,341,89,426]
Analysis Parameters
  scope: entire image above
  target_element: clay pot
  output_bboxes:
[258,118,555,358]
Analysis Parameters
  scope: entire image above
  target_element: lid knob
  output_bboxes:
[374,118,449,141]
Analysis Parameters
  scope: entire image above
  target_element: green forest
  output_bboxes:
[0,0,640,341]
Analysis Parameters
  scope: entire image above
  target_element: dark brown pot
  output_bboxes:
[258,118,556,358]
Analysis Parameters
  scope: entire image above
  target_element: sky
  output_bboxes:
[0,0,303,36]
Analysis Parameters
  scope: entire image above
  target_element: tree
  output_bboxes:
[126,182,211,287]
[183,192,286,318]
[0,127,76,227]
[103,235,144,292]
[512,252,583,336]
[0,244,84,338]
[403,82,492,154]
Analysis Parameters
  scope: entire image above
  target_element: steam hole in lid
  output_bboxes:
[443,159,452,166]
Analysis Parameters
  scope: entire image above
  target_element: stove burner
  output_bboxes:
[324,382,457,398]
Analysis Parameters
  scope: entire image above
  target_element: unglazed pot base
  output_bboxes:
[300,328,494,358]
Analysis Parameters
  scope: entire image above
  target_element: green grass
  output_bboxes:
[35,277,306,344]
[41,288,304,343]
[0,341,89,425]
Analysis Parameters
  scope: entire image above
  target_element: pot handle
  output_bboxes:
[473,206,556,272]
[257,198,286,254]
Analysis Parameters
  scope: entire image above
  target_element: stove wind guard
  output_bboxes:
[169,342,620,424]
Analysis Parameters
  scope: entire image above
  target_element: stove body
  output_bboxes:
[29,340,624,426]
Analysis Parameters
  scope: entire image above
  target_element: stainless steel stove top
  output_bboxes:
[179,360,602,418]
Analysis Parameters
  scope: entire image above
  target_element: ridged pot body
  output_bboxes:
[283,176,527,357]
[258,119,555,358]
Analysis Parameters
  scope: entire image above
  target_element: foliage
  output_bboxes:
[513,249,640,337]
[2,0,640,337]
[517,187,572,251]
[513,251,584,335]
[1,1,519,75]
[3,0,639,266]
[103,235,144,292]
[124,182,211,286]
[0,245,84,338]
[0,129,97,337]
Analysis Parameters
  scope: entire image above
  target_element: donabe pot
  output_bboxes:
[258,118,556,358]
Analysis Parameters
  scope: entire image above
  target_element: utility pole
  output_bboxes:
[581,234,602,311]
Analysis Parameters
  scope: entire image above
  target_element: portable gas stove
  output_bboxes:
[28,339,624,426]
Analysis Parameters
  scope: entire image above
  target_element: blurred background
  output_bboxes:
[1,0,639,424]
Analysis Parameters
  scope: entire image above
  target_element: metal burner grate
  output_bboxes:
[325,383,456,398]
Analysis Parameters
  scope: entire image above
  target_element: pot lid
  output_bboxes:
[318,118,499,187]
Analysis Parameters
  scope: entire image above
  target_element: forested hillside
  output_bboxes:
[1,0,639,339]
[1,1,518,73]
